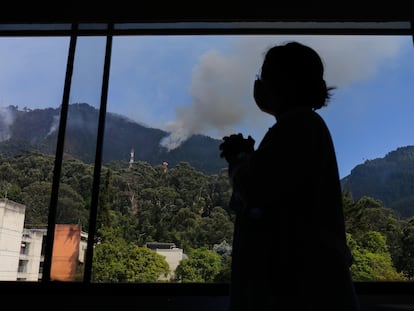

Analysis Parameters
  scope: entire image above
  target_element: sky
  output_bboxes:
[0,34,413,178]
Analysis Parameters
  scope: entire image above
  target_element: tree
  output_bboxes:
[348,232,406,281]
[343,193,405,271]
[97,168,113,230]
[174,247,222,283]
[0,180,21,201]
[169,208,201,250]
[198,206,234,246]
[399,217,414,278]
[213,240,232,282]
[56,183,88,228]
[21,181,53,225]
[92,235,169,282]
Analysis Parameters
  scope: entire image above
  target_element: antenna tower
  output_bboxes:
[129,148,134,168]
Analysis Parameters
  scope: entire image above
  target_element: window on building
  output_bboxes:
[20,242,29,255]
[18,260,27,273]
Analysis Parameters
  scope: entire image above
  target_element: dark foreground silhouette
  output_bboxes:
[220,41,360,311]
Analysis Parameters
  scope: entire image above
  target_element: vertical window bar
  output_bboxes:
[42,23,78,283]
[83,23,113,283]
[411,20,414,46]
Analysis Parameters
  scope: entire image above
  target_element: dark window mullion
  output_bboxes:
[411,20,414,46]
[83,23,114,283]
[42,23,78,283]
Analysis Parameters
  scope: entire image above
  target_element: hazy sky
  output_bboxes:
[0,34,413,178]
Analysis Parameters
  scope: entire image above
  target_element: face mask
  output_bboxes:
[253,78,275,115]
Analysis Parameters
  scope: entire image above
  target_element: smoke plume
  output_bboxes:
[0,106,15,142]
[159,35,404,151]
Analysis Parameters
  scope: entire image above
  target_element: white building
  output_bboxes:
[0,199,26,281]
[18,227,46,281]
[146,242,184,281]
[0,198,87,281]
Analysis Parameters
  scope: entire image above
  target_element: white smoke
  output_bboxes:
[46,114,60,137]
[158,35,405,151]
[159,45,261,151]
[0,106,16,142]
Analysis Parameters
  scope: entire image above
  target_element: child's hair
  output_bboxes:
[260,41,335,110]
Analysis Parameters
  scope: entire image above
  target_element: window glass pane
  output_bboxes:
[94,35,414,283]
[50,36,107,282]
[2,33,413,284]
[0,37,69,281]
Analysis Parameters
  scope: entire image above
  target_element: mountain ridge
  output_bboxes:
[341,145,414,218]
[0,103,227,175]
[2,103,414,217]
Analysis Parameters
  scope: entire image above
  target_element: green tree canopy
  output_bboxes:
[92,233,169,282]
[174,247,222,283]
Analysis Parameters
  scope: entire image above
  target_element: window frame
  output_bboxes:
[0,21,413,301]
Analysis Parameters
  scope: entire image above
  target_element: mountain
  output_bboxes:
[0,103,227,175]
[341,145,414,218]
[3,103,413,217]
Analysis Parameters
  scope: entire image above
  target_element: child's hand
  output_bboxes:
[219,133,255,163]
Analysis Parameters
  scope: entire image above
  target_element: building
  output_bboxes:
[146,242,184,281]
[0,198,87,281]
[18,227,46,281]
[0,199,26,281]
[50,224,87,281]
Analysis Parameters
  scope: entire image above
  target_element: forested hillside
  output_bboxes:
[341,145,414,218]
[1,152,414,282]
[0,103,226,175]
[2,102,414,281]
[4,102,413,220]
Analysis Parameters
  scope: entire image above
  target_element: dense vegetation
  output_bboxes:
[0,103,226,175]
[342,145,414,218]
[1,152,414,282]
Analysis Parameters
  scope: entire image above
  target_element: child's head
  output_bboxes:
[254,41,334,115]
